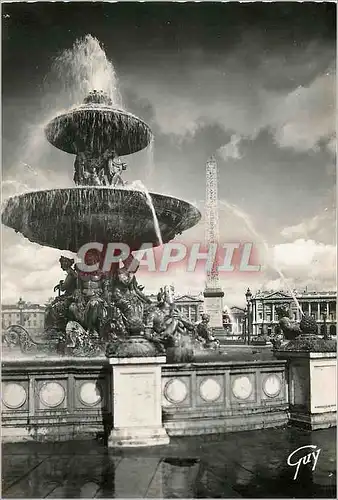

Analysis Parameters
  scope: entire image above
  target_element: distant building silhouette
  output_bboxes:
[250,289,337,336]
[1,298,46,337]
[147,293,204,322]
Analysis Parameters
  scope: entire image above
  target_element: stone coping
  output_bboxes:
[108,356,167,365]
[2,356,287,371]
[275,350,337,359]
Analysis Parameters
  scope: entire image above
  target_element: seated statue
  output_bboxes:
[54,256,78,296]
[73,149,104,186]
[68,249,110,338]
[195,313,218,347]
[276,304,301,340]
[146,288,179,341]
[145,287,212,361]
[270,324,284,350]
[45,256,78,332]
[105,154,127,187]
[73,147,127,187]
[108,260,149,336]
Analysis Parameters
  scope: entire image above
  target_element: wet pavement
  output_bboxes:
[2,426,336,498]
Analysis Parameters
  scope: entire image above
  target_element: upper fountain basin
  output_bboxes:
[45,103,153,156]
[1,187,201,253]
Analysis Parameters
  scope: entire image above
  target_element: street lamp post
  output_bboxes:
[17,297,25,326]
[245,288,253,345]
[243,307,247,344]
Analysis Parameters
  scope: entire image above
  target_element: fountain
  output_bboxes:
[2,88,202,358]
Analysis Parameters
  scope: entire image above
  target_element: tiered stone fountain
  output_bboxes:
[2,89,204,446]
[2,90,202,358]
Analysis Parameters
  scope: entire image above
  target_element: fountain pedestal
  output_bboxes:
[107,354,169,447]
[275,335,337,429]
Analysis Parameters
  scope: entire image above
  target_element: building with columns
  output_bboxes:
[1,298,46,337]
[147,293,204,323]
[173,294,204,322]
[250,290,337,337]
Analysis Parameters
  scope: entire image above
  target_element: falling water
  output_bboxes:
[219,199,304,316]
[4,35,153,211]
[130,180,163,246]
[5,35,123,183]
[145,137,155,189]
[224,304,240,334]
[2,160,62,201]
[166,284,175,304]
[51,34,122,108]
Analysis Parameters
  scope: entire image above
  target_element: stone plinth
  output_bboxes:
[203,287,224,329]
[275,336,337,430]
[108,356,169,447]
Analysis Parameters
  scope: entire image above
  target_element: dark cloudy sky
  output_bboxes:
[2,1,336,306]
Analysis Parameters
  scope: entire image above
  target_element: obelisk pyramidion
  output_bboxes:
[203,156,225,331]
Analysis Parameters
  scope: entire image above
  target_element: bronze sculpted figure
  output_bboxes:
[47,249,154,354]
[195,313,218,346]
[146,287,189,341]
[68,249,110,336]
[106,155,127,186]
[73,147,127,187]
[275,304,301,340]
[2,86,203,359]
[45,256,78,333]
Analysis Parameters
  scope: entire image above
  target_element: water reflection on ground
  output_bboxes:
[2,427,336,498]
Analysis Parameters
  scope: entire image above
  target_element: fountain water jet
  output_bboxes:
[51,34,122,108]
[224,304,240,335]
[130,180,163,246]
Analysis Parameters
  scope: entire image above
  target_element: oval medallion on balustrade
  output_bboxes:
[164,379,188,404]
[39,382,65,408]
[232,376,253,400]
[263,374,282,398]
[2,383,27,409]
[79,382,102,407]
[199,378,222,402]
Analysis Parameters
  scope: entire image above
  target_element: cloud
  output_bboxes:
[268,71,335,155]
[280,198,336,245]
[218,134,243,161]
[268,238,336,290]
[273,238,334,268]
[125,50,335,159]
[1,231,75,304]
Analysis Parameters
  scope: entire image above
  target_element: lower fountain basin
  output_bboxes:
[2,187,201,252]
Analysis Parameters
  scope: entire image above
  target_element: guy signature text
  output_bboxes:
[287,445,321,480]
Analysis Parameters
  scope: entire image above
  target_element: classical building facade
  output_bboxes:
[250,290,337,337]
[174,294,204,322]
[2,294,204,338]
[147,293,204,323]
[1,298,46,336]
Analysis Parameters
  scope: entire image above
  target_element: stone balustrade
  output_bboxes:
[1,356,289,442]
[1,357,108,442]
[161,360,289,435]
